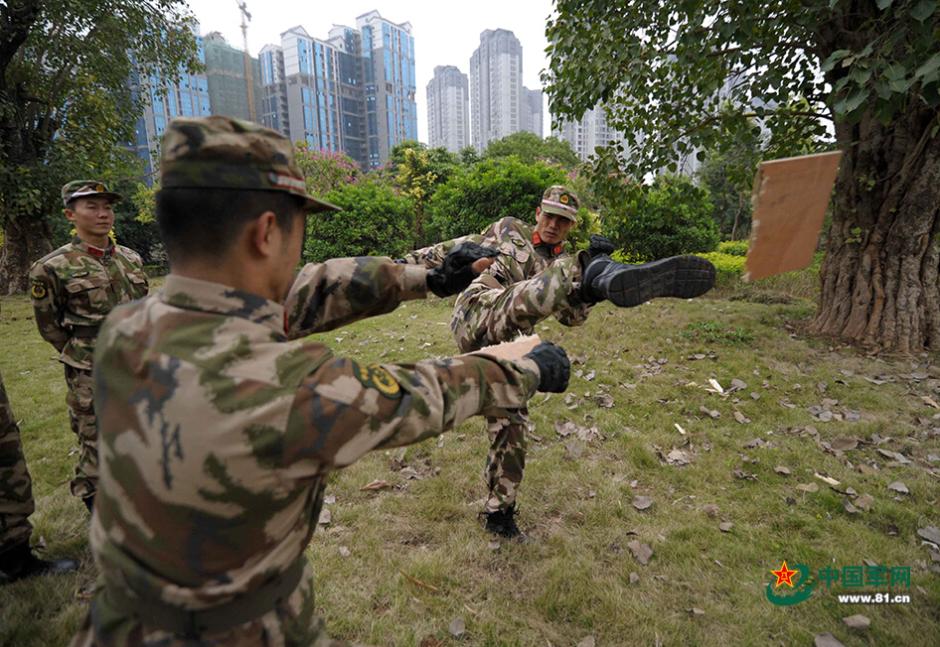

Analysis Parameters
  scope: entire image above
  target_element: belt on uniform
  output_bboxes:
[94,557,306,637]
[70,326,100,340]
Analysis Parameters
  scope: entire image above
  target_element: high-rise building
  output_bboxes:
[553,104,626,162]
[426,65,469,153]
[356,11,418,169]
[132,34,211,179]
[258,44,289,136]
[470,29,523,152]
[521,87,543,138]
[203,32,263,122]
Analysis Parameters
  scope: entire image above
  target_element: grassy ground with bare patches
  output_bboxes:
[1,275,939,647]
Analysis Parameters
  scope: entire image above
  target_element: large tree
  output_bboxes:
[545,0,940,353]
[0,0,199,293]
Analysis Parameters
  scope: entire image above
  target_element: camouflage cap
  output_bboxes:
[62,180,122,207]
[540,185,579,222]
[159,116,340,213]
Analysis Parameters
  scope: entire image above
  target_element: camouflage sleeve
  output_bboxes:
[285,256,428,339]
[398,234,485,269]
[282,351,540,470]
[28,262,69,352]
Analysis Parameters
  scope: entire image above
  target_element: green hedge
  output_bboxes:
[717,240,749,256]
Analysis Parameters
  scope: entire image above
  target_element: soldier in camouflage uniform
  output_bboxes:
[404,186,716,536]
[28,181,149,511]
[1,304,79,582]
[69,116,570,647]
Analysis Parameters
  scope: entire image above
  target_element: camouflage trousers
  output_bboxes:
[0,369,35,553]
[452,256,581,512]
[69,564,351,647]
[65,365,97,500]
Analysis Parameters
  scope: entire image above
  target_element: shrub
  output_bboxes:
[426,157,567,241]
[304,180,414,262]
[717,240,749,256]
[604,174,719,260]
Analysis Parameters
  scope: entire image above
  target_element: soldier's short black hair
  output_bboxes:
[156,188,305,262]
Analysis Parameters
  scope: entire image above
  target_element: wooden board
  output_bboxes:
[744,150,843,281]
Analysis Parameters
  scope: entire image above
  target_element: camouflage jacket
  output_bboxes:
[90,257,540,617]
[29,237,148,370]
[407,217,591,327]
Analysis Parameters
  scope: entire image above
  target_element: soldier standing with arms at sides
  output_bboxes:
[28,181,149,512]
[69,116,570,646]
[404,186,717,537]
[0,360,79,583]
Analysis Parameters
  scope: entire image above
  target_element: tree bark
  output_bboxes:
[809,107,940,354]
[0,216,52,295]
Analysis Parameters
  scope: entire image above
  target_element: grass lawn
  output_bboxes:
[1,276,939,646]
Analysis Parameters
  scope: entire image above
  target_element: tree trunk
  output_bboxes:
[809,107,940,354]
[0,216,53,295]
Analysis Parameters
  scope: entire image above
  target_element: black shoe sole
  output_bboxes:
[604,255,716,307]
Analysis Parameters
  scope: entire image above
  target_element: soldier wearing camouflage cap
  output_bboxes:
[28,180,149,511]
[69,116,570,646]
[403,184,716,537]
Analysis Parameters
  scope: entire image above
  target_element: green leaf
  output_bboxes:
[915,53,940,79]
[884,63,907,80]
[849,66,872,85]
[834,89,869,116]
[910,0,936,22]
[890,77,914,93]
[876,0,894,8]
[821,49,851,72]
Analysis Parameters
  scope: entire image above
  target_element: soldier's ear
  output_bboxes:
[63,208,76,223]
[249,210,280,258]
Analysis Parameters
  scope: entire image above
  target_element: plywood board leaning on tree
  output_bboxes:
[744,150,843,282]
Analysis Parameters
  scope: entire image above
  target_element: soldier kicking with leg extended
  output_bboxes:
[403,186,716,537]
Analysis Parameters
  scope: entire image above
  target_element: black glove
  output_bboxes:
[426,242,499,298]
[587,234,615,259]
[524,341,571,393]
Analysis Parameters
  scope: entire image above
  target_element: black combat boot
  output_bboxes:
[0,541,79,585]
[580,255,716,307]
[483,505,522,539]
[83,495,95,514]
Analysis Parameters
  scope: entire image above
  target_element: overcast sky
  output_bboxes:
[185,0,556,141]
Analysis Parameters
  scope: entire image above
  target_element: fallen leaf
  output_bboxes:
[774,465,791,476]
[922,396,940,409]
[796,483,820,493]
[708,378,724,394]
[843,500,859,515]
[814,633,845,647]
[887,481,910,495]
[719,522,733,533]
[317,508,332,525]
[702,504,720,517]
[448,617,466,638]
[595,393,614,408]
[577,637,596,647]
[487,541,500,551]
[917,526,940,546]
[855,494,874,511]
[420,637,445,647]
[699,406,720,419]
[876,449,911,465]
[629,572,640,584]
[627,540,653,565]
[732,469,757,481]
[733,411,751,424]
[338,546,351,557]
[743,438,765,449]
[843,614,871,631]
[674,422,687,435]
[814,472,841,487]
[831,437,859,452]
[689,607,706,616]
[324,494,336,505]
[633,496,654,511]
[585,370,596,381]
[360,479,392,491]
[666,448,692,466]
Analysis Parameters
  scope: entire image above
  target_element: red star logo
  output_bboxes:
[771,561,798,588]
